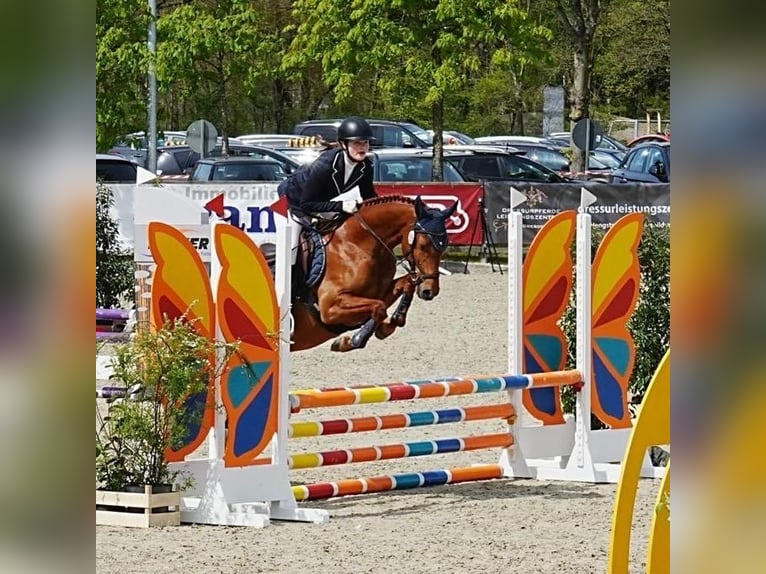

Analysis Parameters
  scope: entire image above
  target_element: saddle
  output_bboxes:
[294,227,326,299]
[263,215,348,335]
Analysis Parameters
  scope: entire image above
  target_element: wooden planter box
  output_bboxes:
[96,485,181,528]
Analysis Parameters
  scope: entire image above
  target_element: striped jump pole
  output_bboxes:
[289,371,583,412]
[292,464,506,502]
[307,375,464,392]
[288,433,513,469]
[288,403,515,438]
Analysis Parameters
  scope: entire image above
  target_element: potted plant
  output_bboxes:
[96,311,239,527]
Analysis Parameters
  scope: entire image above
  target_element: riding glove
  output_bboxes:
[342,200,360,214]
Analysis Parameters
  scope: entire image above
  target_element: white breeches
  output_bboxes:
[289,212,301,265]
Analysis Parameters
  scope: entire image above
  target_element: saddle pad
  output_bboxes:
[304,228,326,288]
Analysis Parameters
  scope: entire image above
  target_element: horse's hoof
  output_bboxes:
[330,338,350,352]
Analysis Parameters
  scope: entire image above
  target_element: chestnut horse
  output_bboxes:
[290,195,457,352]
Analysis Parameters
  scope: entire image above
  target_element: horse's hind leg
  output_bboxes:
[321,294,388,352]
[330,318,377,352]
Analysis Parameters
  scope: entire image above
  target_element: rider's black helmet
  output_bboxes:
[337,117,375,142]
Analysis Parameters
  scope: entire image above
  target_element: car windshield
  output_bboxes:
[400,123,432,145]
[376,157,464,182]
[210,162,286,181]
[591,151,620,168]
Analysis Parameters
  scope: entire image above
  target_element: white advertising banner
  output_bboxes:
[113,182,282,263]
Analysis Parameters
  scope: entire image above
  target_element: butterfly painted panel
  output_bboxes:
[591,213,644,428]
[214,224,280,467]
[522,211,576,424]
[147,222,215,461]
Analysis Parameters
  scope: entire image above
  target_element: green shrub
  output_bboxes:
[96,313,241,489]
[96,182,134,308]
[560,224,670,415]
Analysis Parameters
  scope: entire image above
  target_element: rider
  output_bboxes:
[278,116,378,235]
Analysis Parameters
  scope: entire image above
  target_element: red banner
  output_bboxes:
[376,183,484,246]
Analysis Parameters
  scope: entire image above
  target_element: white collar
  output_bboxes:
[343,152,357,184]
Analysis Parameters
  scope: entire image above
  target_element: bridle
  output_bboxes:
[354,212,446,286]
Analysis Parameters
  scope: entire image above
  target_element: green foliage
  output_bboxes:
[95,0,669,147]
[96,313,240,489]
[96,0,150,151]
[96,183,134,308]
[559,223,670,415]
[594,0,670,118]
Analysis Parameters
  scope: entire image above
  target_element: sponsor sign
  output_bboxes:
[115,182,488,265]
[483,182,670,246]
[376,183,483,245]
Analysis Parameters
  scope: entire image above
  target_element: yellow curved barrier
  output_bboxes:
[608,350,670,573]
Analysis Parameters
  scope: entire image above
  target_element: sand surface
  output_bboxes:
[96,264,658,573]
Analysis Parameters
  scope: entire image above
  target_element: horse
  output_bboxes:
[290,195,457,352]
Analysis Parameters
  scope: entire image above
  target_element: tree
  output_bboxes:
[97,0,151,151]
[594,0,669,118]
[286,0,550,179]
[157,0,269,148]
[549,0,609,172]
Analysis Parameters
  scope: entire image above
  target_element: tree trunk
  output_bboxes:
[569,43,591,174]
[219,56,229,156]
[431,97,444,182]
[273,79,291,133]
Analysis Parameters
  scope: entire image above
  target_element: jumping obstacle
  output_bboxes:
[132,183,665,527]
[284,189,663,503]
[286,372,579,500]
[501,188,663,483]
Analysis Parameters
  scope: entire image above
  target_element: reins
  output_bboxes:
[353,211,428,285]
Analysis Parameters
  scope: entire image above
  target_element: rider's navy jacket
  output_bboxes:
[277,148,376,217]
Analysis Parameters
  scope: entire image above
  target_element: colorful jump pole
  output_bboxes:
[292,464,506,502]
[289,433,513,469]
[289,403,515,438]
[289,371,583,411]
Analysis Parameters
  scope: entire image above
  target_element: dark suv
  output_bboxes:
[293,119,432,148]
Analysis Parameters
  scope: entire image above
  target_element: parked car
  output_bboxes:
[627,133,670,148]
[504,143,614,182]
[444,145,572,183]
[234,133,299,148]
[294,118,432,148]
[474,135,565,149]
[610,142,670,183]
[96,153,138,183]
[156,143,300,177]
[190,158,289,182]
[426,130,475,145]
[546,131,628,161]
[372,148,466,182]
[370,146,571,183]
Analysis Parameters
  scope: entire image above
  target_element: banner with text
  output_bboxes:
[116,181,487,263]
[483,182,670,246]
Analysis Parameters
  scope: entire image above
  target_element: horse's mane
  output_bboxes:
[359,195,415,209]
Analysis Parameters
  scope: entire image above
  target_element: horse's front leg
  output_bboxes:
[319,294,388,352]
[374,276,416,341]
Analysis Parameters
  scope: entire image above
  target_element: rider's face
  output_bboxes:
[345,140,370,162]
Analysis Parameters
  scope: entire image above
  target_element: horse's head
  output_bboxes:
[407,196,458,300]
